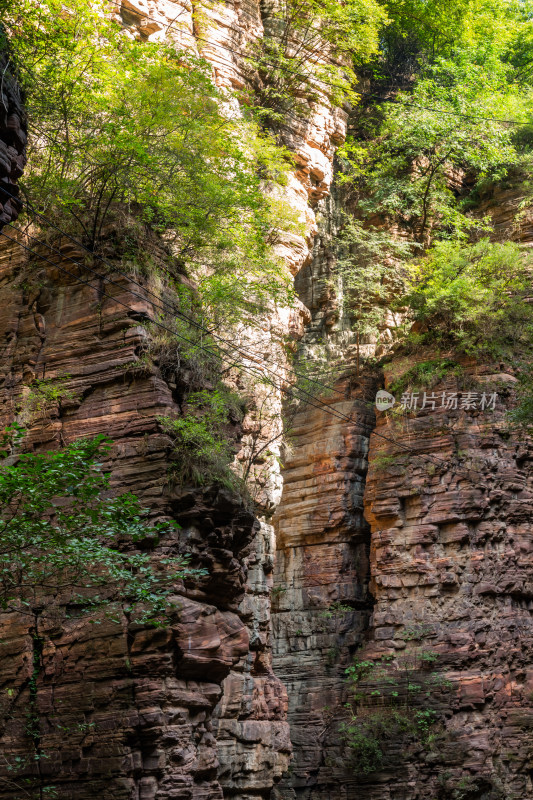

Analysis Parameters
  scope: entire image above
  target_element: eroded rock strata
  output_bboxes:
[271,373,376,800]
[2,1,533,798]
[0,1,347,797]
[362,359,533,800]
[0,236,291,799]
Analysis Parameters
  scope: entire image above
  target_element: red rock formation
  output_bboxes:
[11,3,533,799]
[271,375,377,799]
[0,0,353,794]
[360,360,533,799]
[0,236,290,799]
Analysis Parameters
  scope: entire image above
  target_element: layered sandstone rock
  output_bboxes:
[271,374,377,800]
[105,5,351,794]
[358,358,533,799]
[0,3,350,796]
[268,150,533,798]
[11,3,533,799]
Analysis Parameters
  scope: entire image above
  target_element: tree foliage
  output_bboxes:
[2,0,297,329]
[335,0,533,358]
[158,387,245,492]
[0,430,196,624]
[245,0,388,126]
[404,239,533,359]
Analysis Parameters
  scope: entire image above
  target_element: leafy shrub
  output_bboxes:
[158,388,245,492]
[342,635,447,775]
[389,359,462,395]
[0,431,197,623]
[341,708,417,774]
[403,239,533,359]
[19,376,74,423]
[371,452,399,473]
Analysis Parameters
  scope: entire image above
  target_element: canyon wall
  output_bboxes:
[352,189,533,800]
[0,2,349,799]
[269,199,376,799]
[362,355,533,800]
[0,234,294,800]
[111,3,357,796]
[271,372,376,800]
[2,2,533,799]
[270,179,533,800]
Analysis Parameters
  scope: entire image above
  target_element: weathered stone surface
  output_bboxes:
[358,360,533,799]
[8,2,533,798]
[271,376,377,799]
[0,1,351,793]
[0,237,289,799]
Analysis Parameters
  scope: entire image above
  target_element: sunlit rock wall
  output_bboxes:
[0,1,350,798]
[360,356,533,800]
[112,2,351,794]
[271,373,377,800]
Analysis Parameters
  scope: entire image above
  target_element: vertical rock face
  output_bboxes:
[0,3,349,799]
[351,189,533,799]
[114,4,351,795]
[0,238,281,800]
[269,165,533,799]
[6,2,533,797]
[271,374,376,800]
[269,181,375,799]
[0,38,26,228]
[361,360,533,799]
[128,3,350,794]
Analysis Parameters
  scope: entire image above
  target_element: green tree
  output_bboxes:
[245,0,388,126]
[340,0,533,244]
[404,238,533,359]
[0,430,195,624]
[335,0,533,354]
[379,0,470,57]
[341,46,522,245]
[2,0,296,329]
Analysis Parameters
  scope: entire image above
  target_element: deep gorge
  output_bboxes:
[0,1,533,799]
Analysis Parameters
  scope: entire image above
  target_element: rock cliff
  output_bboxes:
[271,372,376,799]
[0,1,347,798]
[361,355,533,800]
[0,234,291,800]
[269,179,533,799]
[1,2,533,800]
